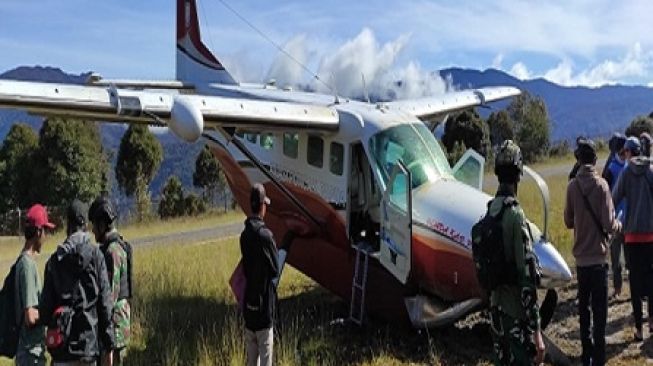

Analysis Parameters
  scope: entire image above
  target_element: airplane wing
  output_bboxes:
[385,86,520,123]
[0,79,339,142]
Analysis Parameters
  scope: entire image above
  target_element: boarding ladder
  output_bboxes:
[349,242,373,325]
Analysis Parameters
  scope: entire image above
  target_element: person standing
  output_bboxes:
[88,195,131,365]
[240,183,279,366]
[488,140,545,365]
[612,137,653,341]
[14,204,54,366]
[40,200,115,365]
[565,138,621,366]
[602,134,627,297]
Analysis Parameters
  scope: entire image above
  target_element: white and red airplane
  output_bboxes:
[0,0,571,329]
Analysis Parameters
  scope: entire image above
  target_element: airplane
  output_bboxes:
[0,0,572,331]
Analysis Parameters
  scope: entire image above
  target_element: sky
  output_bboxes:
[1,0,652,91]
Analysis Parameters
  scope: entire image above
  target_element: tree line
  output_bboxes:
[0,120,226,233]
[442,91,551,166]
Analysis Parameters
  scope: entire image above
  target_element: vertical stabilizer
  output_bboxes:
[176,0,237,85]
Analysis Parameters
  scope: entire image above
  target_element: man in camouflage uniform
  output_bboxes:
[88,195,131,365]
[489,140,545,365]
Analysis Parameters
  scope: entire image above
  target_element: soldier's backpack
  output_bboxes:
[0,261,20,357]
[471,197,519,292]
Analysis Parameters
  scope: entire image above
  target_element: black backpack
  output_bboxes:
[0,260,20,357]
[471,197,519,292]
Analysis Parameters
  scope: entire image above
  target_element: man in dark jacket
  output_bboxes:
[41,200,115,365]
[240,183,279,366]
[565,138,621,366]
[612,141,653,341]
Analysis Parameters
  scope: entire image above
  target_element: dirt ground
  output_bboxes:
[543,276,653,365]
[438,273,653,366]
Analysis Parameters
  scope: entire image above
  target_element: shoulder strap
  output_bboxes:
[574,179,609,240]
[12,258,23,328]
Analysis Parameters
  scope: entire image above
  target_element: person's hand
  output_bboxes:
[102,351,113,366]
[534,330,546,365]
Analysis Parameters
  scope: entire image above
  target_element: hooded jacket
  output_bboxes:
[565,165,620,266]
[40,231,115,362]
[612,156,653,243]
[240,217,279,331]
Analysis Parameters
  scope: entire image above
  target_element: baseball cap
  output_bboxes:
[624,136,641,154]
[250,183,271,210]
[26,204,56,229]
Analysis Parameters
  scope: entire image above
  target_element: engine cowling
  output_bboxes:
[169,96,204,142]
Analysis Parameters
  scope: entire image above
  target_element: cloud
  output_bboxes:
[542,43,651,87]
[265,28,449,100]
[492,54,504,69]
[509,62,531,80]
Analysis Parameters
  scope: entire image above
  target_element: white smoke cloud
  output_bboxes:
[265,28,450,100]
[509,62,531,80]
[543,43,651,87]
[492,53,504,69]
[265,35,312,87]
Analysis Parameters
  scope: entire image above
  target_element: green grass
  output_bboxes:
[0,158,614,365]
[0,210,244,277]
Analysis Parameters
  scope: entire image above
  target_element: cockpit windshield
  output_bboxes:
[368,123,453,189]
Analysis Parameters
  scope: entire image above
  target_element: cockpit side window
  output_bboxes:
[368,124,452,189]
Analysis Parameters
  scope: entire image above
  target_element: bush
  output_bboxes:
[184,193,207,216]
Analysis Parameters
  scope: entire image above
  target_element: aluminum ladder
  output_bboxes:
[349,243,372,325]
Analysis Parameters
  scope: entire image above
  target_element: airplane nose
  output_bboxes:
[534,240,572,288]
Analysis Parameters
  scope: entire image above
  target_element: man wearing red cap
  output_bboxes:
[14,204,55,365]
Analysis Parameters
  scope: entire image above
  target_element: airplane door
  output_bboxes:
[380,161,412,284]
[452,149,485,190]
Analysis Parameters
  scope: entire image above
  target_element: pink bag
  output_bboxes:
[229,260,246,310]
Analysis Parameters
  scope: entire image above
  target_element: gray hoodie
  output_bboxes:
[612,156,653,241]
[565,165,620,266]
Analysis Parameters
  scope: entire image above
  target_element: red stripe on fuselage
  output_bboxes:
[210,146,410,325]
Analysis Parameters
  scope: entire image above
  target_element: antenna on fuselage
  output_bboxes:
[362,73,370,103]
[331,74,340,105]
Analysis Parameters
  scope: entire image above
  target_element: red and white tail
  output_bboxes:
[176,0,237,85]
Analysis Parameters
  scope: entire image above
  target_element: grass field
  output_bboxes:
[2,157,640,365]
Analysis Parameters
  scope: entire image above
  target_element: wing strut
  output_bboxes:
[202,131,323,229]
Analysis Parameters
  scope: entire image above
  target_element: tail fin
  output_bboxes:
[176,0,237,85]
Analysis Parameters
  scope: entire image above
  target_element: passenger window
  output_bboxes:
[245,134,258,144]
[330,142,344,175]
[307,136,324,168]
[260,134,274,150]
[235,131,244,138]
[283,133,299,158]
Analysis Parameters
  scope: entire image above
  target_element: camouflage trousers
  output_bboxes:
[489,308,536,366]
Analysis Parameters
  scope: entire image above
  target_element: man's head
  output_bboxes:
[574,137,597,165]
[67,199,87,236]
[494,140,523,185]
[250,183,271,217]
[640,132,652,157]
[608,132,626,155]
[88,194,117,243]
[624,136,641,160]
[24,204,55,252]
